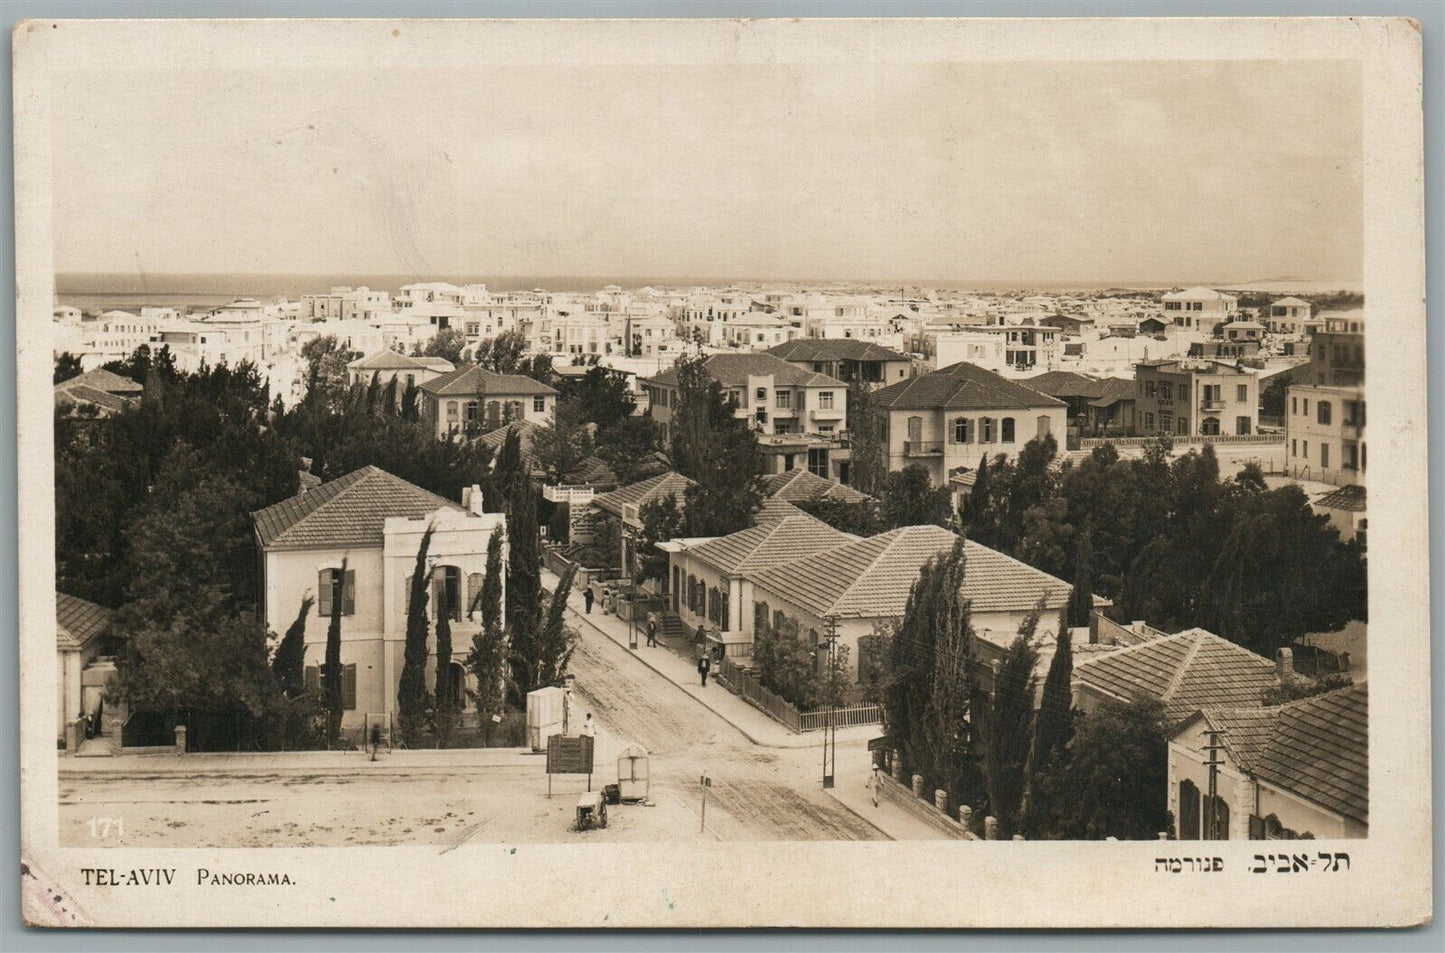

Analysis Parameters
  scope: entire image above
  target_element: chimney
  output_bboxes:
[1275,647,1294,683]
[462,484,486,516]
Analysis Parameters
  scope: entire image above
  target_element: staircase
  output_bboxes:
[657,612,688,641]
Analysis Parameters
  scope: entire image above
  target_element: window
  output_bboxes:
[1303,440,1309,460]
[980,417,995,443]
[533,397,546,413]
[1302,398,1309,415]
[1292,396,1298,415]
[1178,780,1201,839]
[807,448,829,478]
[1159,382,1173,400]
[1203,795,1230,840]
[432,566,462,622]
[819,391,835,409]
[754,601,771,635]
[1317,401,1332,425]
[446,400,459,422]
[465,400,479,422]
[1001,418,1015,442]
[1291,439,1297,457]
[1144,380,1156,398]
[756,387,767,401]
[1161,416,1173,435]
[305,663,356,709]
[1178,417,1187,435]
[466,572,484,619]
[776,390,791,409]
[1320,443,1330,469]
[317,568,356,616]
[952,417,971,444]
[1145,412,1155,431]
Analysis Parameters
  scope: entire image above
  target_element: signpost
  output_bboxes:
[546,734,596,797]
[699,774,712,833]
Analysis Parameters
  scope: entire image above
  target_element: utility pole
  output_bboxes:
[821,615,840,789]
[1202,728,1228,840]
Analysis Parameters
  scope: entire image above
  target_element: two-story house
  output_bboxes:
[346,350,455,391]
[1161,288,1239,335]
[868,362,1068,486]
[252,466,507,734]
[764,339,913,390]
[1135,359,1258,437]
[1266,297,1313,336]
[418,365,558,438]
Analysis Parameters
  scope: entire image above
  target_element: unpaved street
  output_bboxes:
[59,617,882,846]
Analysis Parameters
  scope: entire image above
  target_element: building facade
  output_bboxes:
[1134,360,1259,437]
[418,365,558,438]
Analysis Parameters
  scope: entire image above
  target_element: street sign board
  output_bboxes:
[546,734,595,775]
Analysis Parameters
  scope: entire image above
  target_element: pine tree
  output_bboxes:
[273,594,313,697]
[321,557,347,747]
[982,634,1039,838]
[398,525,435,745]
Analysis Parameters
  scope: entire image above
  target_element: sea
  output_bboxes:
[54,272,1364,311]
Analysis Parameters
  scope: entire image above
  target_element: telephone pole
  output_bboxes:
[821,615,840,789]
[1202,728,1228,840]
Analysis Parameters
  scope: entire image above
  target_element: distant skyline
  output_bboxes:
[51,58,1362,285]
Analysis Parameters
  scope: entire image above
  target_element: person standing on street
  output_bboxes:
[581,713,596,738]
[646,616,658,647]
[698,654,711,687]
[583,585,595,614]
[867,764,881,808]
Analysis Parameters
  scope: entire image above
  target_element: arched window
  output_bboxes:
[1178,779,1201,839]
[952,417,971,444]
[979,417,995,443]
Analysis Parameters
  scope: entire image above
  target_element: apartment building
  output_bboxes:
[418,365,558,438]
[1160,288,1239,335]
[643,352,849,442]
[1134,359,1259,437]
[765,339,913,390]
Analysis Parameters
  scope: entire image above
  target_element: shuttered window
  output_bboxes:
[342,663,357,710]
[467,573,484,619]
[317,569,355,616]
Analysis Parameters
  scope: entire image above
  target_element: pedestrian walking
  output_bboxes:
[583,585,595,614]
[867,765,881,808]
[581,713,596,738]
[698,654,711,687]
[646,616,658,647]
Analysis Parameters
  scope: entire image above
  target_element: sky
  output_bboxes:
[50,58,1362,285]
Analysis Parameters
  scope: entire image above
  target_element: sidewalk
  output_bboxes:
[822,741,955,841]
[59,745,542,776]
[549,570,874,751]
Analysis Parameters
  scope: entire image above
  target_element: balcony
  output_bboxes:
[811,405,845,420]
[1200,400,1225,412]
[903,440,943,457]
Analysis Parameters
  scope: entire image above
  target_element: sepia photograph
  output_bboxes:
[13,14,1429,929]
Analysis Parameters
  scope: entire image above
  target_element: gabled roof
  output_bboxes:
[871,362,1066,412]
[686,514,857,576]
[1270,297,1312,308]
[1087,378,1139,408]
[347,350,456,374]
[57,367,144,395]
[643,353,845,389]
[1161,287,1237,302]
[55,385,135,414]
[591,471,697,518]
[765,339,910,363]
[760,468,871,505]
[1314,484,1367,513]
[1201,684,1368,825]
[57,593,113,651]
[1025,370,1106,400]
[748,525,1075,621]
[1075,628,1278,727]
[419,365,558,397]
[252,466,461,550]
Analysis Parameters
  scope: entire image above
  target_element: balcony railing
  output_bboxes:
[1200,400,1225,412]
[811,406,845,419]
[904,440,944,457]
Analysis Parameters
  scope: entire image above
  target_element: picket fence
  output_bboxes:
[716,656,880,734]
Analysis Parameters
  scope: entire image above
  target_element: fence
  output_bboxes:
[1079,433,1282,450]
[716,656,880,734]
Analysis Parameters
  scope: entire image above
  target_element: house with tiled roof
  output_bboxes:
[55,367,143,417]
[869,362,1068,486]
[1085,377,1139,435]
[252,466,507,731]
[1072,627,1281,730]
[765,339,913,390]
[1161,287,1239,334]
[346,349,455,390]
[657,512,858,656]
[56,593,123,748]
[1169,684,1367,840]
[759,468,870,506]
[745,524,1083,682]
[585,471,699,576]
[418,365,558,439]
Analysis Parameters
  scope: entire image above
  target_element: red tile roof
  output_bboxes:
[687,514,856,576]
[57,367,143,395]
[1314,484,1367,513]
[748,525,1074,621]
[348,350,455,373]
[1025,371,1106,400]
[591,471,697,518]
[643,352,844,389]
[419,365,557,397]
[872,362,1066,412]
[765,339,910,363]
[1075,628,1278,727]
[1202,684,1368,825]
[760,468,871,505]
[252,466,460,550]
[56,593,114,651]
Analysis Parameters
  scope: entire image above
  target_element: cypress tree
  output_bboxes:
[1067,529,1095,628]
[467,531,508,743]
[398,524,435,745]
[982,634,1039,838]
[433,607,454,747]
[1034,609,1074,764]
[505,479,544,695]
[273,594,313,697]
[321,558,347,747]
[536,562,579,691]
